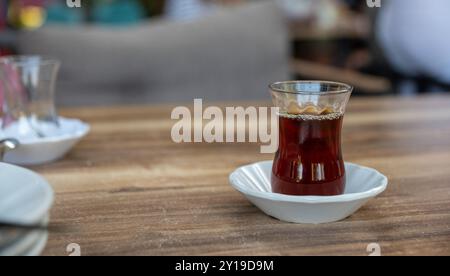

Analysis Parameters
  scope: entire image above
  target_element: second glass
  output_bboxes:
[0,56,61,139]
[270,81,352,196]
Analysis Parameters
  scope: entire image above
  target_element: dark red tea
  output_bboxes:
[271,109,346,196]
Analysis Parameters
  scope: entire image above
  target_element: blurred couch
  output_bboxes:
[18,1,289,106]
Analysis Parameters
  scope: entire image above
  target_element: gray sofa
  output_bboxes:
[18,1,289,106]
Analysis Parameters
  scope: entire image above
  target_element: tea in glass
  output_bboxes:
[270,81,352,196]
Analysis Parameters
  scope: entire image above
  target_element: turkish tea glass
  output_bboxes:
[0,56,61,139]
[270,81,352,196]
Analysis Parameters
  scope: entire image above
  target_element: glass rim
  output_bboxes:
[269,80,353,95]
[0,55,61,67]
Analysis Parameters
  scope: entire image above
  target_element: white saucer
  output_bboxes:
[0,117,90,165]
[0,216,49,256]
[24,231,48,256]
[0,163,53,256]
[0,163,54,224]
[229,161,388,224]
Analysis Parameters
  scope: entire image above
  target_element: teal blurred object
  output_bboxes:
[46,2,84,25]
[92,0,145,25]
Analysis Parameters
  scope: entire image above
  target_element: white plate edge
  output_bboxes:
[229,161,388,204]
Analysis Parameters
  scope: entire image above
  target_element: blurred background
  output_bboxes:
[1,0,449,106]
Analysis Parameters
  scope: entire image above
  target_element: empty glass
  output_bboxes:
[0,56,61,139]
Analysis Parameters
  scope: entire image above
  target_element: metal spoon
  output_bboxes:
[0,138,20,160]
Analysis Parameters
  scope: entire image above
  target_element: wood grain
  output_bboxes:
[33,95,450,256]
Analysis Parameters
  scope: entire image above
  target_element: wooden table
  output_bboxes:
[36,95,450,256]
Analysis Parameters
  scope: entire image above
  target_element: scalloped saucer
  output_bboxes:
[229,161,388,224]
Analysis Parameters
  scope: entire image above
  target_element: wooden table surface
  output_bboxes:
[35,95,450,256]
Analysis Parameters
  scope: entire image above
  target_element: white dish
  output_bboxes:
[229,161,388,224]
[0,215,49,257]
[0,163,54,224]
[0,164,52,256]
[24,231,48,256]
[0,117,90,165]
[0,229,23,249]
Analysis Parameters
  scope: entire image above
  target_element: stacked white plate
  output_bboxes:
[0,163,54,256]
